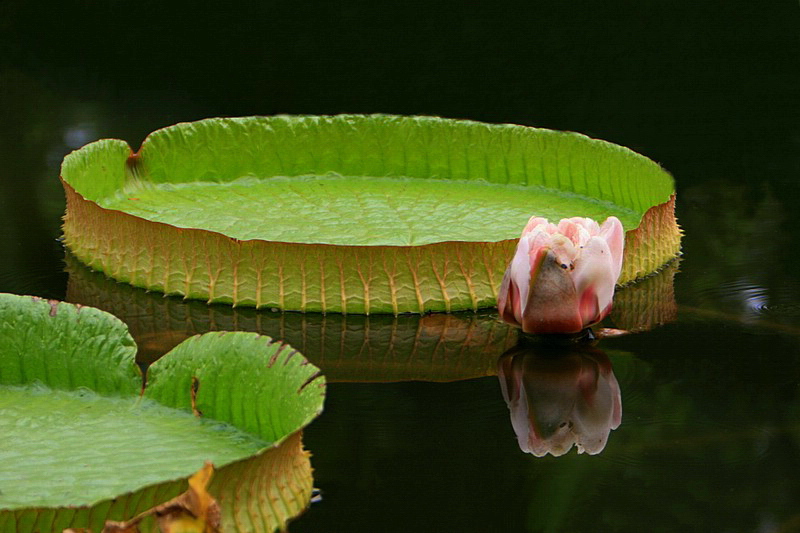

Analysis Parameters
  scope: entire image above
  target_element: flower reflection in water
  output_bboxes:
[497,342,621,457]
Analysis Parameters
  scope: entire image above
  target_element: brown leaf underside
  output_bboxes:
[63,179,680,314]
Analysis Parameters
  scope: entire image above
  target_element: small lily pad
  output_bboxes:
[0,293,325,532]
[61,115,681,314]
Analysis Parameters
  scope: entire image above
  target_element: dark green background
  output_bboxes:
[2,1,800,531]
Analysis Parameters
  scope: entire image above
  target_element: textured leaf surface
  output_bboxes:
[0,293,324,532]
[61,115,681,313]
[144,332,325,443]
[0,294,139,394]
[99,175,640,246]
[0,387,266,509]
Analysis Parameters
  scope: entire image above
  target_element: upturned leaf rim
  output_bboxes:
[0,293,325,532]
[61,114,681,314]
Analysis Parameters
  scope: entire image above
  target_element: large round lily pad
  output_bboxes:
[0,293,325,532]
[61,114,681,314]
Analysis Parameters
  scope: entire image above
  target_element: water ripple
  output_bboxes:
[688,277,800,326]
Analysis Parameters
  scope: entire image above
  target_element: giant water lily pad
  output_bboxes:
[61,115,681,314]
[0,293,325,532]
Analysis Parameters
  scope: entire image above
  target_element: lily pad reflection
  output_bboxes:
[65,253,518,383]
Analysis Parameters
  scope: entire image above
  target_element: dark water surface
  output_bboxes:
[2,1,800,531]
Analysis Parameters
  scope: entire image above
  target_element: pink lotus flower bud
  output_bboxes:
[497,216,624,334]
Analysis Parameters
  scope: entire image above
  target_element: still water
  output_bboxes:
[2,2,800,528]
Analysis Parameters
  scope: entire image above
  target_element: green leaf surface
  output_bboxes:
[0,294,139,395]
[0,386,266,510]
[99,175,640,246]
[145,332,325,443]
[0,293,325,532]
[62,115,681,313]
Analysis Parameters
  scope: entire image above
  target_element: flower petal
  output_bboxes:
[567,216,600,234]
[520,248,584,334]
[497,266,522,328]
[572,236,616,326]
[599,216,625,280]
[556,218,580,242]
[521,216,554,237]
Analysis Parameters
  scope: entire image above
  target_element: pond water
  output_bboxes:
[2,1,800,530]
